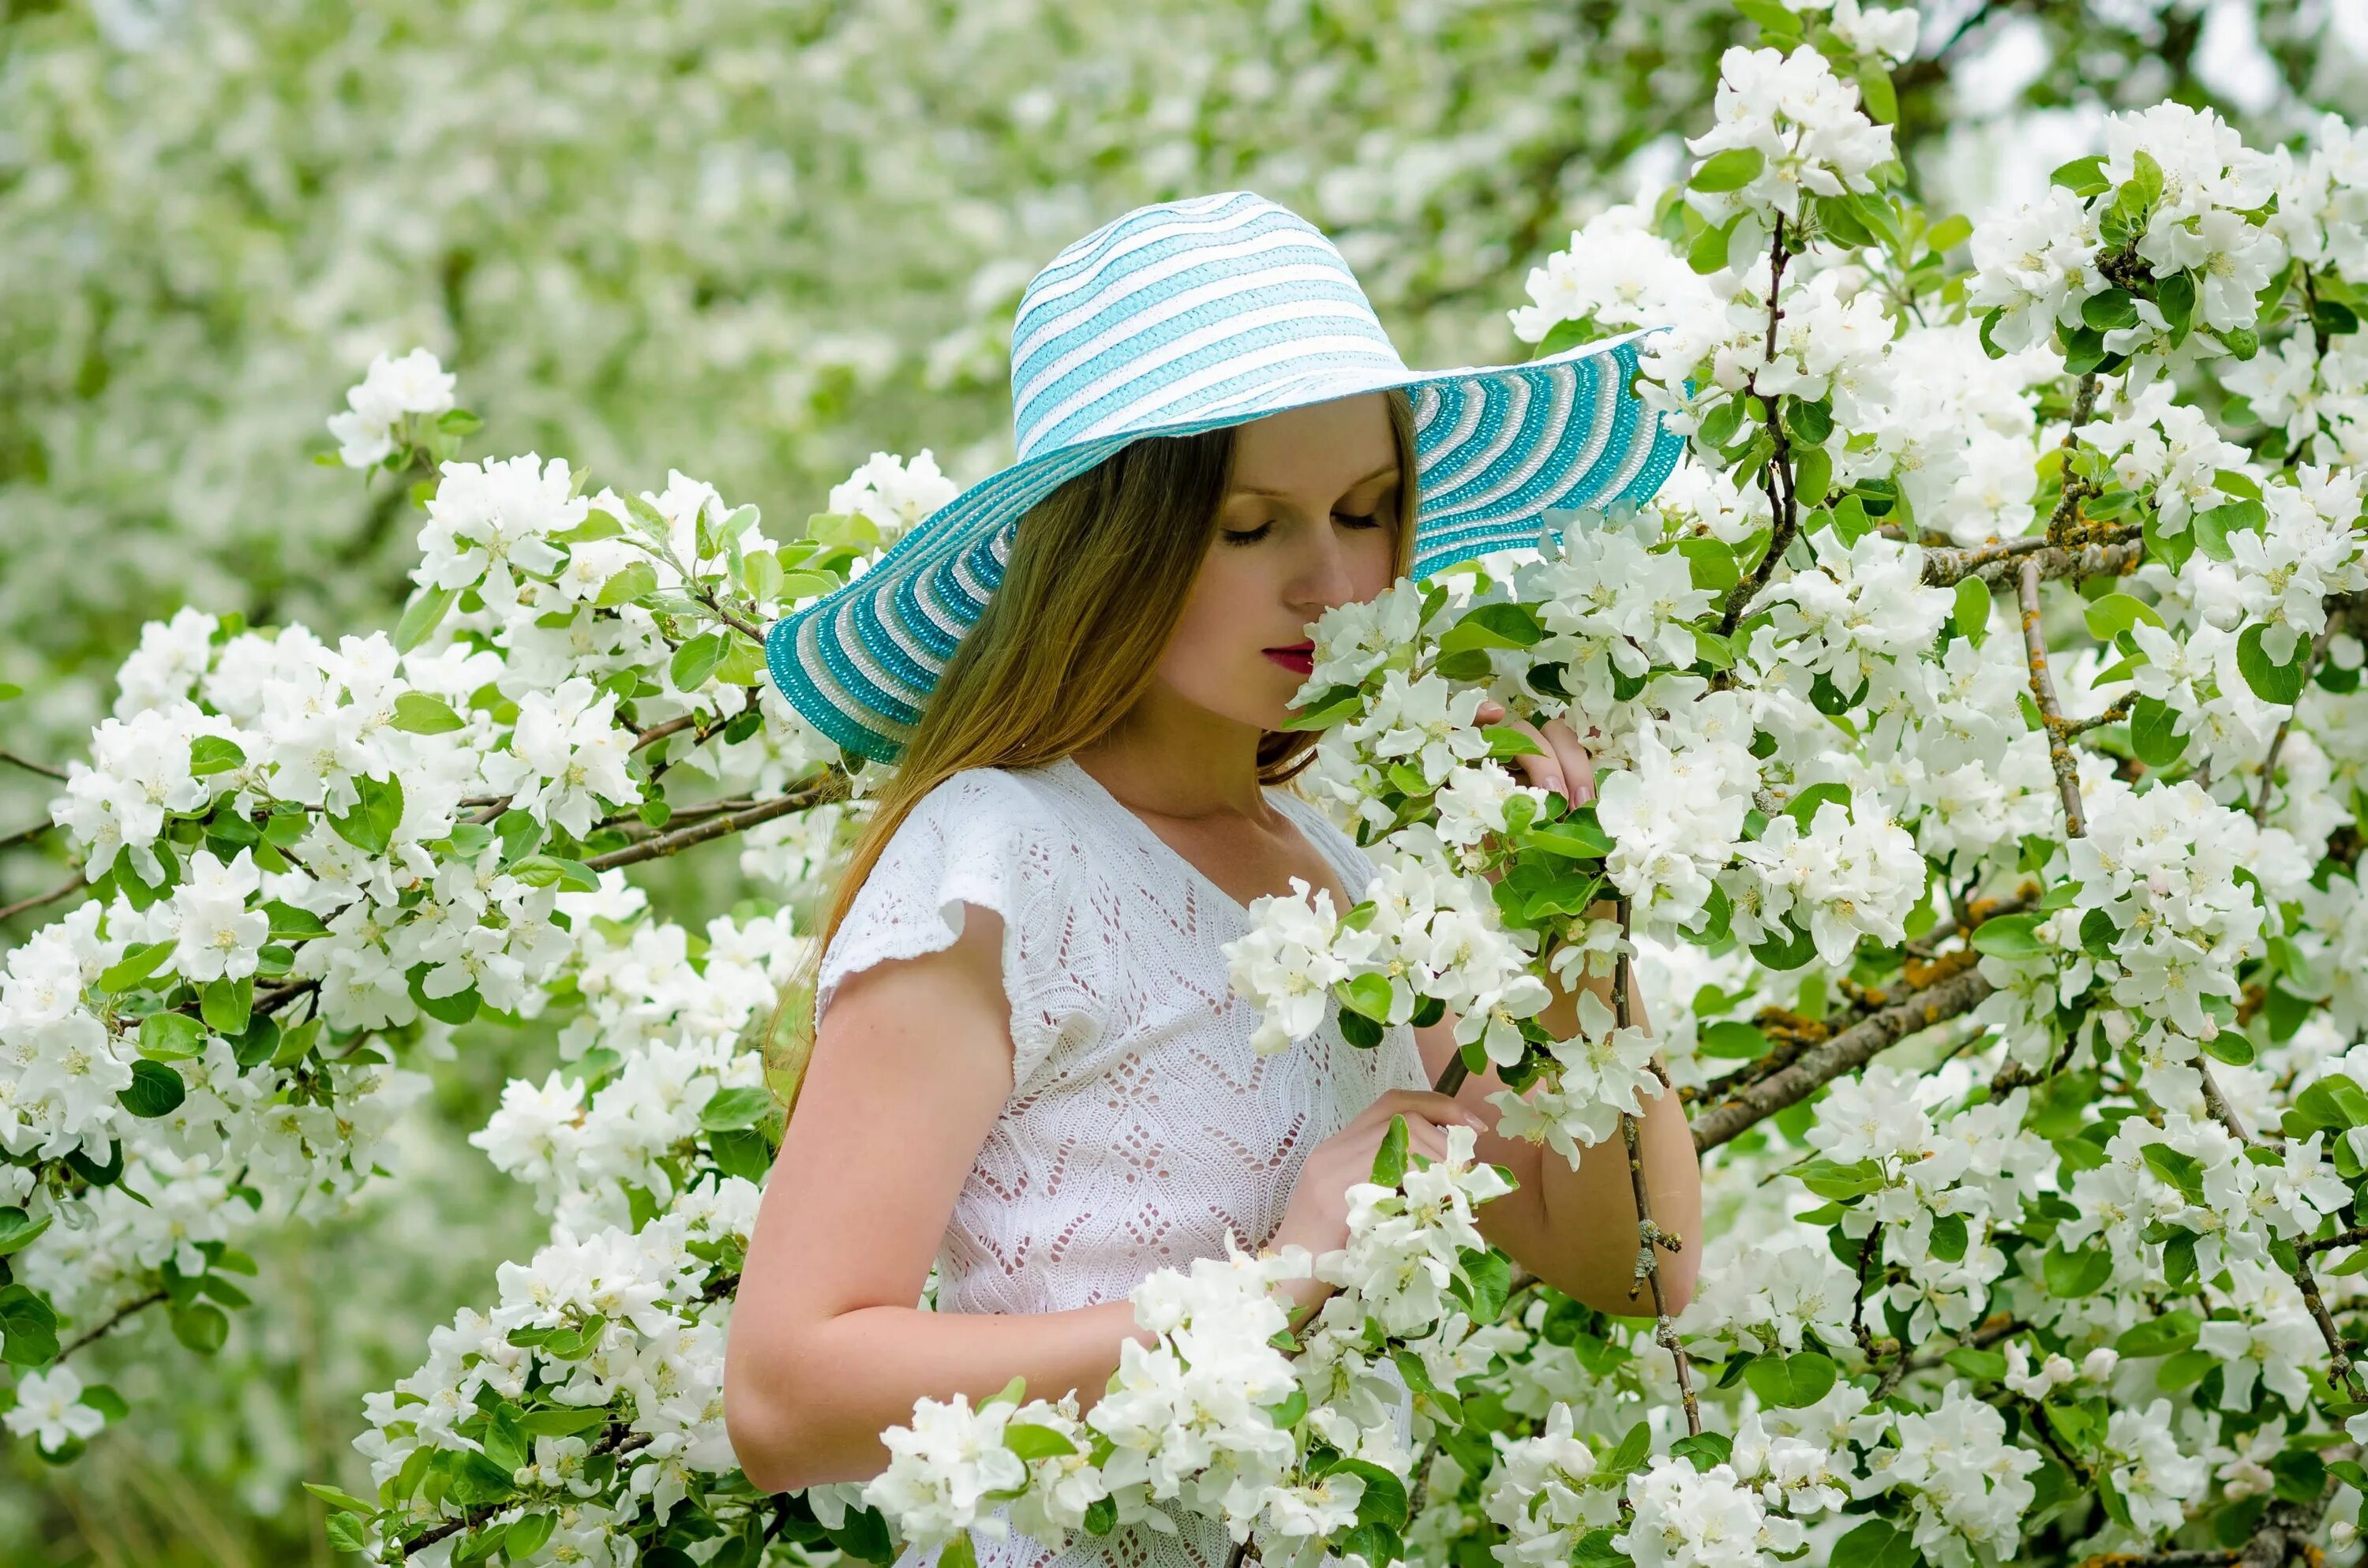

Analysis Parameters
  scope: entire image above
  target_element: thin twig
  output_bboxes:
[0,749,69,782]
[2020,556,2087,835]
[2254,621,2335,825]
[1613,897,1701,1438]
[2194,1057,2365,1401]
[0,818,57,851]
[0,873,85,923]
[1718,214,1797,638]
[59,1289,167,1358]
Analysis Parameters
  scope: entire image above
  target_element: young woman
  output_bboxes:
[723,190,1703,1565]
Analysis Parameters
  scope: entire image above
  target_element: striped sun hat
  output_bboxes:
[764,189,1688,763]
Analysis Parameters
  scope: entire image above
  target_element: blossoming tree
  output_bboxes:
[9,2,2368,1566]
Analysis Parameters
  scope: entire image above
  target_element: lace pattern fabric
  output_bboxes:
[816,756,1429,1568]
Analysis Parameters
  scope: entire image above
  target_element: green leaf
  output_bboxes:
[392,691,466,735]
[188,735,246,778]
[2041,1242,2113,1298]
[0,1207,52,1258]
[504,1512,556,1559]
[395,586,460,653]
[1698,1020,1770,1060]
[302,1480,380,1515]
[699,1086,777,1131]
[1785,396,1834,446]
[2114,1309,2201,1358]
[515,1407,607,1439]
[1690,147,1766,193]
[670,631,728,692]
[2082,592,2163,642]
[1946,1345,2007,1382]
[1482,724,1545,759]
[1785,780,1850,831]
[2081,289,2141,331]
[1372,1115,1410,1187]
[1339,972,1395,1022]
[714,631,766,688]
[552,509,624,544]
[594,561,660,608]
[328,772,405,857]
[1792,1156,1888,1201]
[1523,809,1616,859]
[1688,215,1734,275]
[1677,537,1741,593]
[939,1532,979,1568]
[1831,1518,1920,1568]
[1332,1457,1411,1530]
[1925,214,1973,253]
[1671,1431,1733,1471]
[99,941,176,994]
[2295,1073,2368,1131]
[1437,602,1544,654]
[2238,623,2310,705]
[1970,911,2044,959]
[118,1058,187,1119]
[168,1299,230,1356]
[2141,1143,2207,1203]
[1002,1422,1078,1460]
[1855,60,1898,125]
[1744,1351,1838,1408]
[0,1283,60,1366]
[1929,1211,1969,1263]
[200,976,253,1035]
[708,1127,773,1184]
[1954,575,1992,646]
[2130,695,2188,769]
[323,1515,369,1554]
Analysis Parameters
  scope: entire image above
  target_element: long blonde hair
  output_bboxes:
[762,388,1419,1109]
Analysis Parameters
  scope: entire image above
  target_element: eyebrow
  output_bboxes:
[1227,463,1399,499]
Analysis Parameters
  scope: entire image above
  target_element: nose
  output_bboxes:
[1288,524,1360,616]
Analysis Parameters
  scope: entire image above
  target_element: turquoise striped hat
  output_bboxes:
[765,189,1687,763]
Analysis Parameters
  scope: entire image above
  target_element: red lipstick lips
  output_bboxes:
[1264,641,1315,676]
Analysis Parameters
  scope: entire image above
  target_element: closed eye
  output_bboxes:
[1220,508,1387,547]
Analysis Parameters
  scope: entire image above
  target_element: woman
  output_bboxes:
[722,190,1703,1562]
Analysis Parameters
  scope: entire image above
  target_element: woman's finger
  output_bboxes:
[1472,697,1575,801]
[1539,717,1598,806]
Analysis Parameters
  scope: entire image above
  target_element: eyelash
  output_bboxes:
[1221,511,1384,547]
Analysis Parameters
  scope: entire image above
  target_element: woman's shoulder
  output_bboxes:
[891,763,1086,855]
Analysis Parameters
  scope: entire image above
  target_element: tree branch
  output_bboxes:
[0,873,85,924]
[1691,966,1997,1153]
[582,769,845,873]
[0,749,69,782]
[2020,556,2088,836]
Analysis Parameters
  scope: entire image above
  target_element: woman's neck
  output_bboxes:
[1070,684,1268,821]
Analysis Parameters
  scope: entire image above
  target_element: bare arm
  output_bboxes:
[721,907,1152,1493]
[1434,698,1704,1318]
[1414,947,1703,1319]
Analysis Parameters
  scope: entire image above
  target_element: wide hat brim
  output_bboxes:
[765,323,1686,763]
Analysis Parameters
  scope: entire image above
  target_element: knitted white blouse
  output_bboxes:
[815,754,1428,1568]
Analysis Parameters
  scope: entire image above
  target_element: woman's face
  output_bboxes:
[1151,391,1403,734]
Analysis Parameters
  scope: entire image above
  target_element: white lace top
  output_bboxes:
[816,754,1429,1568]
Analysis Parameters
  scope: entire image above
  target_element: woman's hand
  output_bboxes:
[1266,1089,1488,1321]
[1474,698,1596,808]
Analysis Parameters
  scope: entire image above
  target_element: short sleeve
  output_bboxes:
[816,769,1101,1092]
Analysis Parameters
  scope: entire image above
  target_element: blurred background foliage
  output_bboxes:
[0,0,2362,1559]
